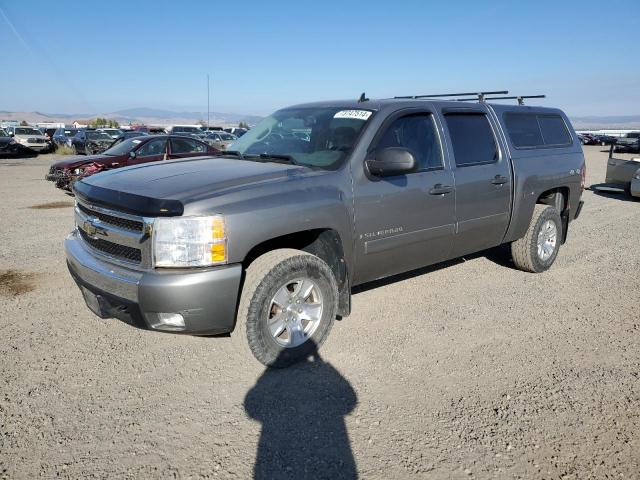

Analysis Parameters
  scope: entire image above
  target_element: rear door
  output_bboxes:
[352,109,456,283]
[128,138,168,166]
[168,137,209,159]
[440,108,512,256]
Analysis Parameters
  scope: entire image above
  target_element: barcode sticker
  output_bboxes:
[333,110,372,121]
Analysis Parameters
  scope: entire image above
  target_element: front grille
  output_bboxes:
[79,228,142,264]
[28,138,45,143]
[78,203,143,232]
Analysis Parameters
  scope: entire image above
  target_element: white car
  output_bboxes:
[6,126,50,152]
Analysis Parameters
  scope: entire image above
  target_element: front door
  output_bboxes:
[441,109,512,257]
[352,110,456,284]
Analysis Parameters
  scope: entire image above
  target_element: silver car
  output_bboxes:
[204,131,237,150]
[6,126,49,152]
[605,146,640,197]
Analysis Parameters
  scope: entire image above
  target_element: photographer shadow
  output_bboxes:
[244,341,358,479]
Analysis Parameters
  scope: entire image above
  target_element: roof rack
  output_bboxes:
[455,94,546,105]
[395,90,508,102]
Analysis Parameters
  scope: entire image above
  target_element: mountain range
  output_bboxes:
[0,108,264,127]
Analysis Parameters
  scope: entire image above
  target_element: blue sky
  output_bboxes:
[1,0,639,117]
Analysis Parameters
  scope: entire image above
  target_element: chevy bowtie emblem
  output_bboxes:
[83,219,104,239]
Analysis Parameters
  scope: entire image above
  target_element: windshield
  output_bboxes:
[228,107,372,168]
[627,132,640,138]
[15,127,42,136]
[101,129,122,135]
[0,129,7,136]
[64,129,78,136]
[220,133,235,140]
[86,131,113,140]
[102,138,144,155]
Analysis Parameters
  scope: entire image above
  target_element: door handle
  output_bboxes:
[491,175,508,185]
[429,184,453,195]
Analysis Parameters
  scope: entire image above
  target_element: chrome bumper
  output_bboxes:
[65,230,243,334]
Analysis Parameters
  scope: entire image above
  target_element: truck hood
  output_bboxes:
[74,156,313,216]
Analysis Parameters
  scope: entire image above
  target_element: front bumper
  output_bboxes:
[65,230,243,335]
[45,170,74,189]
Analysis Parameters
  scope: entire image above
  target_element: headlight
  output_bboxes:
[153,215,227,267]
[73,167,83,174]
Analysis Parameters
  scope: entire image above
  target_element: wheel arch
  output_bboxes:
[241,229,351,317]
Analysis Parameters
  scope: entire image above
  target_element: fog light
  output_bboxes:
[150,312,185,331]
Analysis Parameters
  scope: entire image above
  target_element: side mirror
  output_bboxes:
[129,151,136,159]
[365,147,416,177]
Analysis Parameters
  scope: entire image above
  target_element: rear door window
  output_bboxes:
[445,113,498,167]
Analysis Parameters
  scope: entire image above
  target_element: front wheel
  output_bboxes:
[235,249,338,368]
[510,205,562,273]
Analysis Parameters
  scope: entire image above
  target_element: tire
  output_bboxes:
[235,249,338,368]
[510,205,562,273]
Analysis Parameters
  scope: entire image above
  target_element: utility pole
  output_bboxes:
[207,74,210,129]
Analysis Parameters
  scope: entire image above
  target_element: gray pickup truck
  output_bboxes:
[65,93,585,367]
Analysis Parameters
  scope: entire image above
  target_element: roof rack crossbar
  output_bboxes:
[395,90,508,101]
[455,94,546,105]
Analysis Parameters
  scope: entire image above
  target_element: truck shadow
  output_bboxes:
[244,341,358,479]
[352,246,513,295]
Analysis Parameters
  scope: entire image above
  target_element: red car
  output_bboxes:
[46,135,219,190]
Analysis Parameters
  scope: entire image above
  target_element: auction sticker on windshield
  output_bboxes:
[333,110,372,121]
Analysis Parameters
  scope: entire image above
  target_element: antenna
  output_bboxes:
[358,92,369,103]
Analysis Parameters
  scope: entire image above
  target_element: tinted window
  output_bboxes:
[375,113,442,170]
[504,113,544,147]
[538,115,571,146]
[136,139,167,157]
[445,114,497,167]
[170,138,205,154]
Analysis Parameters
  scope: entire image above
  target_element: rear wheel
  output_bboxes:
[235,249,338,368]
[511,205,562,273]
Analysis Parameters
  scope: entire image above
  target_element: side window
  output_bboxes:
[375,113,443,170]
[445,113,497,167]
[171,138,205,154]
[136,139,167,157]
[538,115,571,146]
[504,113,543,147]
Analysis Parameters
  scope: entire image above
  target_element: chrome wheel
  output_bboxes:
[267,278,323,348]
[537,220,557,261]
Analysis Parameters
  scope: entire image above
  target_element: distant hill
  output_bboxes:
[0,108,263,127]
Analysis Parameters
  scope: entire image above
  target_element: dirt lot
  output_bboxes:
[0,146,638,479]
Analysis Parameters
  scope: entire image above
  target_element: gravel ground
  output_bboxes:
[1,146,638,479]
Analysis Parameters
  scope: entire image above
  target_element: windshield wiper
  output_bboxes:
[244,153,299,166]
[216,150,245,159]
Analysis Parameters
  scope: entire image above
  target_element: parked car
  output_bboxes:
[613,132,640,153]
[46,134,218,190]
[577,133,598,145]
[64,95,585,367]
[605,143,640,197]
[97,128,123,139]
[114,130,150,142]
[5,126,50,152]
[203,131,237,150]
[592,134,617,146]
[0,127,20,157]
[71,130,114,155]
[53,128,79,146]
[224,127,248,137]
[165,125,204,135]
